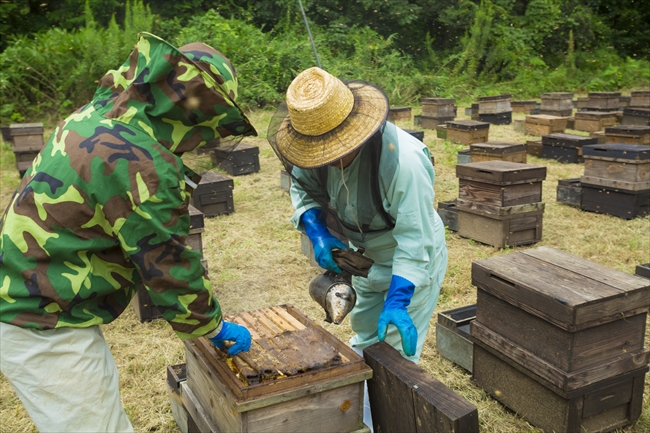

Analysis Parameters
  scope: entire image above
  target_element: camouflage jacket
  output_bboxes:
[0,33,255,339]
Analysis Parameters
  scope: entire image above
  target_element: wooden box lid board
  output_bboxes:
[455,199,544,217]
[478,94,511,101]
[470,142,526,155]
[456,161,547,184]
[9,122,44,136]
[582,143,650,161]
[389,106,412,112]
[511,100,537,106]
[576,111,618,120]
[541,134,598,148]
[471,246,650,332]
[588,92,622,98]
[623,107,650,117]
[421,97,455,104]
[185,304,372,408]
[446,120,490,131]
[525,114,567,125]
[540,92,574,99]
[605,125,650,136]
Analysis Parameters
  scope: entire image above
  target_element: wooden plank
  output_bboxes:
[364,342,478,433]
[458,180,543,207]
[181,383,220,433]
[456,161,546,184]
[580,175,650,191]
[455,198,544,216]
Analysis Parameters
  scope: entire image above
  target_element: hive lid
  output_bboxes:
[605,125,650,135]
[540,92,574,99]
[389,106,411,112]
[446,120,490,131]
[470,142,526,154]
[421,97,455,104]
[511,100,538,105]
[456,160,546,184]
[9,123,44,136]
[471,246,650,331]
[588,92,621,98]
[623,107,650,116]
[575,111,617,119]
[478,94,511,101]
[582,143,650,160]
[541,134,598,147]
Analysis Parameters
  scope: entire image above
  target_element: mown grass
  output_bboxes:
[0,105,648,433]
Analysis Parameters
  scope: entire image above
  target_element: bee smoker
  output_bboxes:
[308,248,374,325]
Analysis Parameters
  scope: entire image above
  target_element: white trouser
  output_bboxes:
[0,322,134,433]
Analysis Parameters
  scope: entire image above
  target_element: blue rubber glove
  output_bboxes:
[208,321,252,355]
[301,208,347,274]
[377,275,418,357]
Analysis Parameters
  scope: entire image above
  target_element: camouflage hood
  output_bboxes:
[92,32,256,155]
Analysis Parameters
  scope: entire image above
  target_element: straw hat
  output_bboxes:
[274,67,388,169]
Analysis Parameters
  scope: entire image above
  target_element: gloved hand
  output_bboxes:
[301,208,347,274]
[377,275,418,357]
[208,321,252,355]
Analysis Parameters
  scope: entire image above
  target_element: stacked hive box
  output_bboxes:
[630,91,650,109]
[470,246,650,433]
[387,106,412,122]
[580,144,649,219]
[420,98,456,129]
[470,103,480,120]
[190,171,235,217]
[210,143,260,176]
[455,161,546,248]
[446,120,490,145]
[180,305,372,433]
[622,107,650,126]
[436,304,477,372]
[525,114,567,136]
[457,149,472,164]
[469,142,526,163]
[477,94,512,125]
[9,123,45,176]
[436,200,458,232]
[525,139,543,157]
[583,92,621,113]
[574,111,617,132]
[576,97,590,110]
[539,92,574,117]
[604,125,650,145]
[511,100,537,114]
[620,96,631,107]
[131,205,207,322]
[540,133,598,164]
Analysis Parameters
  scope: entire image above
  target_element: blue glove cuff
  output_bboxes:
[384,275,415,310]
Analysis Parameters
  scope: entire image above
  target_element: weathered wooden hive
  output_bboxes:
[190,171,235,217]
[455,161,546,248]
[477,94,512,125]
[622,107,650,127]
[584,91,621,111]
[445,120,490,145]
[436,200,458,232]
[436,304,476,372]
[580,143,650,219]
[387,106,412,122]
[470,246,650,433]
[556,178,582,207]
[604,125,650,145]
[539,92,574,117]
[181,304,372,433]
[525,114,567,136]
[511,100,538,114]
[211,142,260,176]
[9,122,45,176]
[420,98,456,129]
[469,142,527,164]
[540,133,598,164]
[629,91,650,109]
[574,111,618,132]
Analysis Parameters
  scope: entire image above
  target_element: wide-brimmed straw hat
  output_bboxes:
[273,67,388,169]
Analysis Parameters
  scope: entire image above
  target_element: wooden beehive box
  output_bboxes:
[456,206,543,248]
[420,97,456,118]
[511,100,537,114]
[581,184,650,219]
[585,92,621,110]
[477,94,511,114]
[446,120,489,145]
[581,143,650,190]
[470,103,479,120]
[636,263,650,279]
[457,149,472,165]
[576,97,590,109]
[540,133,598,164]
[556,178,582,207]
[526,139,543,157]
[622,107,650,126]
[470,246,650,432]
[540,92,574,111]
[574,111,617,132]
[604,125,650,145]
[436,200,458,232]
[620,95,631,107]
[436,304,476,372]
[469,142,526,163]
[478,112,512,125]
[183,304,372,433]
[187,204,208,270]
[630,91,650,108]
[387,106,412,122]
[211,143,260,176]
[190,171,234,217]
[9,122,44,152]
[456,161,546,208]
[525,114,567,136]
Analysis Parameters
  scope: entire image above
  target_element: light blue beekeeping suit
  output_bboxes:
[290,122,448,363]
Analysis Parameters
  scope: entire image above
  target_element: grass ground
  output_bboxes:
[0,105,649,433]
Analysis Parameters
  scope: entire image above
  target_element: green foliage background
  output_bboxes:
[1,0,649,123]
